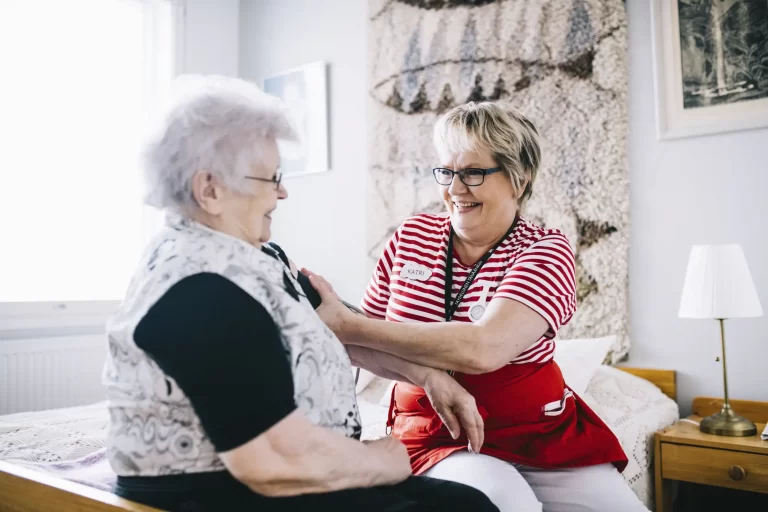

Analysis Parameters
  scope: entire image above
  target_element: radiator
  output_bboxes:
[0,335,107,415]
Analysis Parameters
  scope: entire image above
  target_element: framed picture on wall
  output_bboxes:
[651,0,768,140]
[264,61,329,176]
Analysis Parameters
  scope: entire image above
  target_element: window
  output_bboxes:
[0,0,183,329]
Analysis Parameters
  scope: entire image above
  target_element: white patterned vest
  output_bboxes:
[103,213,361,476]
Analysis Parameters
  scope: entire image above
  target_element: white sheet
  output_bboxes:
[0,366,678,508]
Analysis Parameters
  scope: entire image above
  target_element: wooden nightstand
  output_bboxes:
[655,397,768,512]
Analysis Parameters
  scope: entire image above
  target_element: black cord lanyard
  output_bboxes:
[444,218,518,322]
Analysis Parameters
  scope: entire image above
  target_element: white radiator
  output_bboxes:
[0,335,107,415]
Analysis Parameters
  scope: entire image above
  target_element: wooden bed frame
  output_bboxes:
[0,367,676,512]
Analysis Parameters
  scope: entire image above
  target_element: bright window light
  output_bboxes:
[0,0,177,303]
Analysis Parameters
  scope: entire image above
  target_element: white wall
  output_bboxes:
[182,0,239,75]
[238,0,370,303]
[627,0,767,415]
[240,0,768,415]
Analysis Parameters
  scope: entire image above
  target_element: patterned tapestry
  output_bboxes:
[367,0,631,362]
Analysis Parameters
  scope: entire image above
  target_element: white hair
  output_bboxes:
[142,75,298,211]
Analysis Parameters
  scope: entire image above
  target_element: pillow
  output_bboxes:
[553,335,616,396]
[354,368,377,393]
[378,379,396,406]
[358,377,395,407]
[581,365,679,508]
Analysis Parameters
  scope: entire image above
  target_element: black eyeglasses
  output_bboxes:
[245,171,283,190]
[432,167,503,187]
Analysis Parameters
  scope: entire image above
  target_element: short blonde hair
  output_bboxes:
[433,102,541,208]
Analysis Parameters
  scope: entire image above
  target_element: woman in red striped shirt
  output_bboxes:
[306,102,647,512]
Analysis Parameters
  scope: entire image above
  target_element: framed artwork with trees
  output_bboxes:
[651,0,768,139]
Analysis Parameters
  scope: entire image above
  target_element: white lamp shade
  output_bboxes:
[679,244,763,319]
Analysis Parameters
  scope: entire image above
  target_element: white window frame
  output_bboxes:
[0,0,186,335]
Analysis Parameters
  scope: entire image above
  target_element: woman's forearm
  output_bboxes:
[345,317,487,374]
[338,298,548,374]
[349,346,488,453]
[347,345,437,387]
[222,410,409,496]
[306,271,546,375]
[256,422,398,495]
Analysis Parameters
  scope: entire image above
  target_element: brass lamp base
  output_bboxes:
[698,319,758,437]
[700,408,757,437]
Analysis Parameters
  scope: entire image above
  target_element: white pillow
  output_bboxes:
[378,379,396,406]
[553,335,616,396]
[581,365,679,508]
[356,375,395,407]
[354,368,377,393]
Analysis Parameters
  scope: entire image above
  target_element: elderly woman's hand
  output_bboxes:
[362,436,412,484]
[302,269,355,340]
[423,370,485,453]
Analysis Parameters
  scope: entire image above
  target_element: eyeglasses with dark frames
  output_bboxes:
[432,167,503,187]
[245,171,283,190]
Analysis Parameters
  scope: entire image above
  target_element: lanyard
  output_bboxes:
[444,218,518,322]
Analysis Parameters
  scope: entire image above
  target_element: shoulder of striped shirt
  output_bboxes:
[399,213,450,237]
[402,212,449,226]
[516,220,571,246]
[393,215,572,255]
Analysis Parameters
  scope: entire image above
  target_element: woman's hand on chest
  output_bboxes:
[301,268,358,342]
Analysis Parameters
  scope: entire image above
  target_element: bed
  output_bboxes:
[0,366,678,511]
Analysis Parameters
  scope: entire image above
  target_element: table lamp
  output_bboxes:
[678,244,763,436]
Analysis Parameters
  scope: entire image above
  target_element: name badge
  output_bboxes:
[400,262,432,281]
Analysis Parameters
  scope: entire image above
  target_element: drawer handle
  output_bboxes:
[728,465,746,481]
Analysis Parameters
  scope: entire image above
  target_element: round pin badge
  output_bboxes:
[469,303,486,322]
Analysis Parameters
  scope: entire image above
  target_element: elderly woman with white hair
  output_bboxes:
[306,102,649,512]
[102,76,499,512]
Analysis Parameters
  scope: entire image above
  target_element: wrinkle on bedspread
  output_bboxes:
[0,401,108,462]
[0,401,114,490]
[12,448,115,491]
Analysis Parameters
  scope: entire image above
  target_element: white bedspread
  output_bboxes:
[0,401,113,490]
[0,366,678,507]
[581,366,679,507]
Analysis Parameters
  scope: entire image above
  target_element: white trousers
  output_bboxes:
[422,451,649,512]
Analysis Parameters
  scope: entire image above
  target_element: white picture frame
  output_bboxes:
[651,0,768,140]
[264,61,330,176]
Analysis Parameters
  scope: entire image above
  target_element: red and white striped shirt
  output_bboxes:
[361,213,576,365]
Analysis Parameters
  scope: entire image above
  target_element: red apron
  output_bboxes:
[387,360,628,475]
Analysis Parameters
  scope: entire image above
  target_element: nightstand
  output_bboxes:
[654,397,768,512]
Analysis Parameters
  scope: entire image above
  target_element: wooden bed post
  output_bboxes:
[0,461,162,512]
[618,367,677,401]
